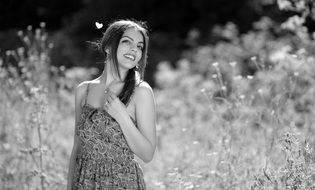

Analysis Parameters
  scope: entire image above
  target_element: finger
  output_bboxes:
[106,89,114,96]
[105,94,114,103]
[103,101,109,110]
[105,90,116,100]
[103,99,110,106]
[104,90,111,99]
[109,93,117,101]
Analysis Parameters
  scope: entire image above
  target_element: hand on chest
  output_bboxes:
[89,82,123,107]
[86,82,136,120]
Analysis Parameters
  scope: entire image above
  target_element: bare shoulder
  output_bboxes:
[75,81,89,95]
[134,81,155,103]
[75,81,92,105]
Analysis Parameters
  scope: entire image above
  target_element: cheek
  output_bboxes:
[137,51,142,61]
[117,45,125,52]
[116,46,126,57]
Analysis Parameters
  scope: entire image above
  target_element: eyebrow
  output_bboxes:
[121,35,144,44]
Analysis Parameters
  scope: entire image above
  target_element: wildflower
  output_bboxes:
[233,75,242,80]
[30,87,39,94]
[27,25,32,31]
[35,28,41,36]
[229,61,237,67]
[271,110,275,115]
[17,47,24,56]
[212,74,218,79]
[189,173,202,178]
[212,62,219,67]
[17,30,23,37]
[239,94,245,99]
[193,141,199,145]
[40,22,46,28]
[247,75,253,79]
[59,65,66,72]
[48,43,54,49]
[3,143,10,150]
[206,152,218,157]
[23,36,30,46]
[5,50,12,56]
[251,56,257,61]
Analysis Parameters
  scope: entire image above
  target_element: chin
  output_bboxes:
[126,63,138,69]
[120,65,136,71]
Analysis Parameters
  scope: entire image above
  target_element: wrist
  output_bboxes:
[116,112,131,125]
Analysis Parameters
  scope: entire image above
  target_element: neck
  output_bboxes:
[100,62,128,86]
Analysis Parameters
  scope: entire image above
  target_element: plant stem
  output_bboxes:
[37,117,45,190]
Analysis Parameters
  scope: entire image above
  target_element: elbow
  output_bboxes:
[142,155,153,163]
[142,146,156,163]
[142,154,153,163]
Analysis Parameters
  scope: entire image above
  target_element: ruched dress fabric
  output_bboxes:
[72,100,146,190]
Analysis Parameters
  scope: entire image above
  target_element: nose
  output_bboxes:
[130,43,137,52]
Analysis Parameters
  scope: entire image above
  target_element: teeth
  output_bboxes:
[124,54,135,61]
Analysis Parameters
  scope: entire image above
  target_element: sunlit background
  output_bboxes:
[1,0,315,189]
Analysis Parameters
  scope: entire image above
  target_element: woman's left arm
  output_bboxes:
[105,83,156,163]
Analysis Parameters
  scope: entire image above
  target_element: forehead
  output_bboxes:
[122,28,144,42]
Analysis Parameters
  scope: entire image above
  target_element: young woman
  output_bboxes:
[67,19,156,190]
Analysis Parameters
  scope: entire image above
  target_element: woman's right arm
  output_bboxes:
[67,82,88,190]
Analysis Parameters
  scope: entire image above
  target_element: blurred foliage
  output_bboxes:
[277,0,315,42]
[148,14,315,189]
[2,0,313,86]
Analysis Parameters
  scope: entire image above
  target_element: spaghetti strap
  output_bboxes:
[85,83,90,105]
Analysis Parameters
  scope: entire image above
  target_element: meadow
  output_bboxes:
[1,18,315,190]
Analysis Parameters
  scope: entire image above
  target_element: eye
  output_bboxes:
[121,39,130,43]
[137,45,144,51]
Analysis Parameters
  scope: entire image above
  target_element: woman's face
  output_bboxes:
[116,28,144,71]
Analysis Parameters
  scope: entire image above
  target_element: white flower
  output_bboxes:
[247,75,253,80]
[212,62,219,67]
[229,61,237,67]
[233,75,242,80]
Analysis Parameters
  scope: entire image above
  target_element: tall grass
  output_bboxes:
[0,24,68,190]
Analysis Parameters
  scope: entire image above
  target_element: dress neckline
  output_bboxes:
[82,102,137,125]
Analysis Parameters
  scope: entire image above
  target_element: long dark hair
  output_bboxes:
[98,19,149,105]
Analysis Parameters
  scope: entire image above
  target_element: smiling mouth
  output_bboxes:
[124,54,136,61]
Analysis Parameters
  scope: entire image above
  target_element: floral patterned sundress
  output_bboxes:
[72,84,146,190]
